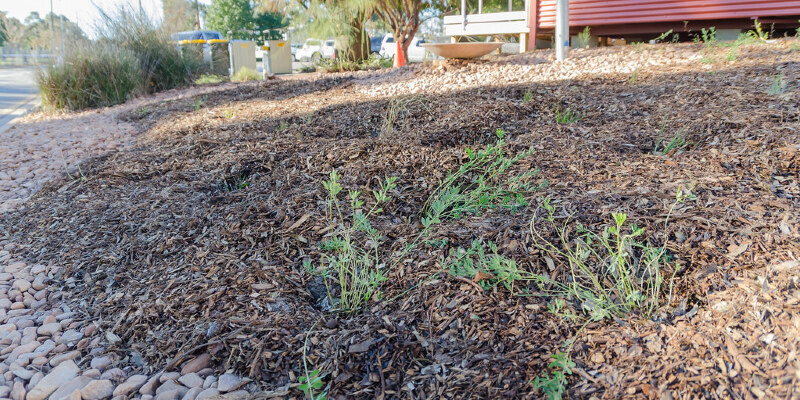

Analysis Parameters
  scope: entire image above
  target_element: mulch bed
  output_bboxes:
[2,42,799,398]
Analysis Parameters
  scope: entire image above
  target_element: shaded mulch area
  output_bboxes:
[1,42,799,398]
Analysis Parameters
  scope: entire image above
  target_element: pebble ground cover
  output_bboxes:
[0,39,799,399]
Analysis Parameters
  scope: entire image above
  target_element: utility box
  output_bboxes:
[264,40,292,75]
[228,40,257,76]
[208,39,230,76]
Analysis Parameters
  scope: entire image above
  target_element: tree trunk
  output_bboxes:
[395,24,417,65]
[345,17,370,63]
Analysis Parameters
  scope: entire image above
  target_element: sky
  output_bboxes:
[1,0,210,37]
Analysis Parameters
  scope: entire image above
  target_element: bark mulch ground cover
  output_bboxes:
[1,41,799,399]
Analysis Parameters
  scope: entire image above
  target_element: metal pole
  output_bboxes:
[478,0,483,14]
[59,14,64,65]
[555,0,568,60]
[49,0,54,55]
[509,0,513,12]
[461,0,466,29]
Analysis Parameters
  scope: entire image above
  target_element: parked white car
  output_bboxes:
[379,35,430,62]
[296,39,336,62]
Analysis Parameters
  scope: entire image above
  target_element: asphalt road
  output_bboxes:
[0,67,40,133]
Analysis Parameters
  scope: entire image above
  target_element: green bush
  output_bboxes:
[95,6,197,93]
[38,45,141,111]
[231,67,262,82]
[38,5,199,111]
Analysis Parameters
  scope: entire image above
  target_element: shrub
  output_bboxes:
[231,67,262,82]
[38,45,141,111]
[38,5,199,111]
[530,190,692,321]
[95,6,197,93]
[195,74,226,85]
[317,54,392,73]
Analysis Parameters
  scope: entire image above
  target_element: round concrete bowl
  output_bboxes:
[421,42,504,59]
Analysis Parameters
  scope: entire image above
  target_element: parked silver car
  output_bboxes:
[296,39,335,62]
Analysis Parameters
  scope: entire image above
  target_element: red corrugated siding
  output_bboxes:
[537,0,800,28]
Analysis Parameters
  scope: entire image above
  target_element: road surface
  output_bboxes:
[0,67,40,133]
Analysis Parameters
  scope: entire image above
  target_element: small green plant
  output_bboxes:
[195,74,225,85]
[768,73,787,95]
[752,19,769,41]
[547,299,579,323]
[577,26,592,48]
[231,67,261,82]
[302,114,313,125]
[219,173,249,192]
[298,370,326,400]
[554,104,581,124]
[317,53,393,73]
[314,171,397,312]
[277,121,289,132]
[381,95,426,137]
[299,319,327,400]
[421,130,544,230]
[135,106,150,115]
[224,108,236,119]
[192,96,206,111]
[653,130,687,156]
[655,29,674,43]
[523,90,533,103]
[532,352,576,400]
[529,190,692,321]
[298,65,317,73]
[700,26,717,47]
[725,48,738,62]
[444,240,532,293]
[628,70,638,85]
[653,119,688,156]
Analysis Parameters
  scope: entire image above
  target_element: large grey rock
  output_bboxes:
[26,360,79,400]
[90,356,112,371]
[36,322,60,336]
[49,350,80,367]
[216,374,241,392]
[139,373,164,395]
[194,388,219,400]
[100,368,126,383]
[113,374,149,397]
[81,379,114,400]
[49,376,92,400]
[11,381,26,400]
[178,373,204,388]
[181,387,202,400]
[156,381,188,398]
[160,372,181,383]
[155,389,181,400]
[180,354,211,375]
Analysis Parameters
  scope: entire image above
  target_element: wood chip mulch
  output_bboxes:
[1,41,798,399]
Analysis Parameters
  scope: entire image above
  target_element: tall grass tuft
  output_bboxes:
[39,45,142,110]
[38,5,199,111]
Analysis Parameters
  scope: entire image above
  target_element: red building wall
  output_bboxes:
[528,0,800,45]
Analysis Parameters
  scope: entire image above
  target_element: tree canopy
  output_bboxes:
[204,0,287,40]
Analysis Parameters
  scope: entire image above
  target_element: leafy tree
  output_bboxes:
[206,0,286,40]
[290,0,373,62]
[162,0,198,33]
[18,12,87,50]
[375,0,453,62]
[205,0,255,39]
[1,12,26,47]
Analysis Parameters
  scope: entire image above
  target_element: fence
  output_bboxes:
[0,46,54,66]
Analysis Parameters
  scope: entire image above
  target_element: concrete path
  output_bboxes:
[0,67,40,135]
